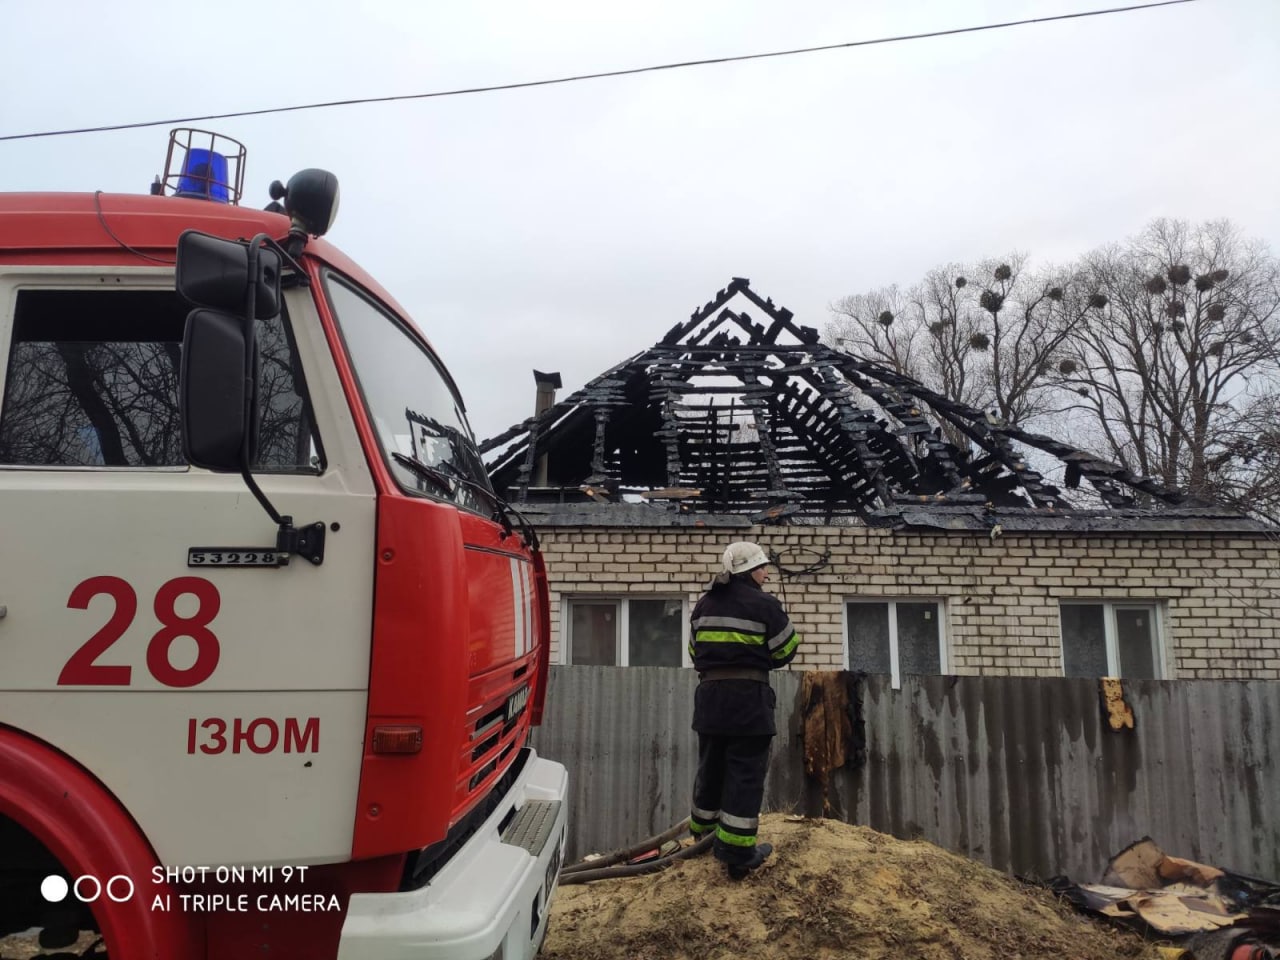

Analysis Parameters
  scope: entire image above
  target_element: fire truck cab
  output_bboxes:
[0,131,567,959]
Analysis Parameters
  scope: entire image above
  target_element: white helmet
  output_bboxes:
[722,541,769,576]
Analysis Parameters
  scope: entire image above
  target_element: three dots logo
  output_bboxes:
[41,874,135,904]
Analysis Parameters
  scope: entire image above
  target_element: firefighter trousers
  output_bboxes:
[689,733,772,865]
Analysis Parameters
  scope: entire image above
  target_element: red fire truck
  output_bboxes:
[0,130,567,959]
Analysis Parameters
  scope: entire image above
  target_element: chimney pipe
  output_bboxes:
[532,370,561,487]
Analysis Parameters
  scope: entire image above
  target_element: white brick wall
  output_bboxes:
[537,526,1280,679]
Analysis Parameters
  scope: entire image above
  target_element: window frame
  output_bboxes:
[0,276,324,474]
[843,596,949,688]
[252,290,329,475]
[1059,599,1168,679]
[563,595,691,667]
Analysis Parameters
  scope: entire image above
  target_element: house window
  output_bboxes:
[1060,602,1164,679]
[566,598,686,667]
[845,599,947,687]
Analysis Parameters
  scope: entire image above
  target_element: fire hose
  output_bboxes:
[558,819,712,885]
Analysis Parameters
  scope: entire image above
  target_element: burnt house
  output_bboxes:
[482,279,1280,682]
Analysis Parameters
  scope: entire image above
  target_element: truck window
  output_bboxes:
[0,288,320,471]
[324,273,493,513]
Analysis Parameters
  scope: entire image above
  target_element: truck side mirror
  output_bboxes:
[180,308,255,471]
[176,230,282,319]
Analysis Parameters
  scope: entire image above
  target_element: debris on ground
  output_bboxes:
[542,814,1164,960]
[1050,837,1280,958]
[0,929,102,959]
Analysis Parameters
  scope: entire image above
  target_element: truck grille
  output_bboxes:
[401,748,531,890]
[456,667,534,820]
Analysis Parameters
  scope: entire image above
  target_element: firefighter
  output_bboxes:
[687,541,800,879]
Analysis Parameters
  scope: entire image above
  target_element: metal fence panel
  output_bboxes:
[531,667,1280,880]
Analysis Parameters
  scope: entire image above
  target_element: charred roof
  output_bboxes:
[481,278,1263,532]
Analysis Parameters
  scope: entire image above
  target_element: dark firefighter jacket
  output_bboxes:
[689,575,800,738]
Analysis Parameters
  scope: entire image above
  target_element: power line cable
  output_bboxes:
[1,0,1196,143]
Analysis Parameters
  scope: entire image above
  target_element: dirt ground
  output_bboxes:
[0,930,101,959]
[542,814,1166,960]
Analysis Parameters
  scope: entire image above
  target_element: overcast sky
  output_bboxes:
[3,0,1277,442]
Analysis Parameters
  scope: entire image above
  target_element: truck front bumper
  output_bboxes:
[338,748,568,960]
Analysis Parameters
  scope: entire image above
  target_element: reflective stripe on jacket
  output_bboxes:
[689,576,799,737]
[689,577,799,673]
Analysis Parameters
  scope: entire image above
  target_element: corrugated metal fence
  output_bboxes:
[530,666,1280,881]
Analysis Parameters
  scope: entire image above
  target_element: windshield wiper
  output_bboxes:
[492,491,540,551]
[431,459,540,549]
[391,452,539,550]
[391,451,457,499]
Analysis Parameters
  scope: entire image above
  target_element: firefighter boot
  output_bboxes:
[726,842,773,881]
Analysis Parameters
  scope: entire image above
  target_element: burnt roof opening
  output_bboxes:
[482,278,1263,533]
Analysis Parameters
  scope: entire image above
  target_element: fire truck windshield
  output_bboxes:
[324,272,494,512]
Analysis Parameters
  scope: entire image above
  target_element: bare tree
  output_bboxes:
[826,282,923,378]
[1059,219,1280,512]
[825,219,1280,518]
[1210,394,1280,523]
[828,255,1089,440]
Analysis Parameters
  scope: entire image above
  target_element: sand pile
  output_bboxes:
[543,814,1163,960]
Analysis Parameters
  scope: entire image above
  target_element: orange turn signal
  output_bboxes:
[372,725,423,754]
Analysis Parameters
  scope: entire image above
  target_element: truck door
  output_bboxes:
[0,270,378,867]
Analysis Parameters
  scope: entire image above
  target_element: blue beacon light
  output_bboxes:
[175,148,230,203]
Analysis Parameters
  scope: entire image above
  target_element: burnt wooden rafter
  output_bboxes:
[661,278,751,345]
[479,351,644,456]
[742,389,787,497]
[516,415,539,499]
[806,365,900,504]
[774,390,880,516]
[826,354,1063,509]
[851,359,1065,508]
[842,353,1184,507]
[483,278,1196,521]
[650,369,688,488]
